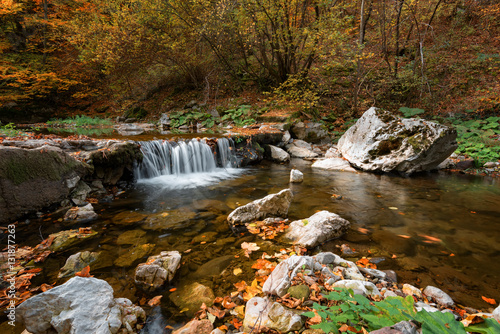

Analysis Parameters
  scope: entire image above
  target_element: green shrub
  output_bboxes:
[221,105,255,127]
[46,115,113,127]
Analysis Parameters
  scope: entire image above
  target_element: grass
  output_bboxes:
[46,115,113,127]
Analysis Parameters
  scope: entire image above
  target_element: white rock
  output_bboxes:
[242,297,271,332]
[267,302,304,332]
[282,131,291,144]
[262,255,321,297]
[284,210,351,248]
[332,280,382,298]
[227,189,293,226]
[64,203,98,222]
[402,284,423,298]
[415,301,440,313]
[290,169,304,183]
[423,286,454,307]
[337,107,457,174]
[493,304,500,322]
[325,147,341,158]
[268,145,290,163]
[312,158,357,172]
[16,276,145,334]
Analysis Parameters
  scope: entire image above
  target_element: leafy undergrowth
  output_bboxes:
[46,115,113,127]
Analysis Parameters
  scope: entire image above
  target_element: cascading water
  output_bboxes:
[134,138,241,189]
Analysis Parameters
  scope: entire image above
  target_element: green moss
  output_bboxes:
[0,150,79,185]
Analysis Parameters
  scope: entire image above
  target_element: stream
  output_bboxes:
[1,136,500,332]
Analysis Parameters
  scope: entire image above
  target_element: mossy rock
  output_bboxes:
[49,229,98,252]
[114,243,156,267]
[116,229,147,245]
[143,209,196,231]
[169,282,214,318]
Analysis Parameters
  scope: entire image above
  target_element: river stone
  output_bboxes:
[423,285,454,307]
[16,276,145,334]
[286,143,318,158]
[135,251,181,291]
[143,209,196,231]
[193,255,234,278]
[169,282,215,318]
[284,210,351,248]
[288,284,310,300]
[267,302,304,332]
[114,243,155,267]
[291,122,329,143]
[311,158,357,172]
[325,146,342,158]
[337,107,457,174]
[49,229,98,252]
[332,280,382,298]
[192,199,229,213]
[289,169,304,183]
[116,229,147,245]
[266,145,290,163]
[70,180,92,205]
[402,284,423,298]
[58,251,101,278]
[0,145,86,224]
[172,319,213,334]
[64,203,98,222]
[192,231,218,244]
[85,141,142,185]
[242,297,271,333]
[227,189,293,227]
[493,304,500,322]
[262,255,322,297]
[112,211,148,225]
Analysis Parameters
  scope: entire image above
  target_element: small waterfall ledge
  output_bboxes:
[134,138,239,181]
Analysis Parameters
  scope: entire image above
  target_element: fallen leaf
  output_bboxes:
[388,207,398,210]
[482,296,497,305]
[169,288,177,292]
[75,265,92,277]
[241,242,260,258]
[461,314,485,327]
[233,268,243,276]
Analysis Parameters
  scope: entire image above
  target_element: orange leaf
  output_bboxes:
[231,318,242,330]
[482,296,497,305]
[75,265,93,277]
[169,288,177,292]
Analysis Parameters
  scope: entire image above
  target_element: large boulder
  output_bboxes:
[285,141,318,158]
[242,297,304,333]
[290,122,329,143]
[83,141,142,185]
[284,210,351,248]
[227,189,293,227]
[0,145,86,224]
[16,276,145,334]
[337,107,457,174]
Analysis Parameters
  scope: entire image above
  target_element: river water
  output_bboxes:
[2,138,500,332]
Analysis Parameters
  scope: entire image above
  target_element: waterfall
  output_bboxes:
[134,138,238,182]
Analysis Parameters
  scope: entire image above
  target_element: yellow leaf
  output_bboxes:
[233,268,243,275]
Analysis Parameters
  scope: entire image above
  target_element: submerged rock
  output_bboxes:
[49,229,98,252]
[112,211,148,225]
[227,189,293,227]
[58,251,101,278]
[143,209,196,231]
[16,276,145,334]
[284,210,351,248]
[116,229,147,245]
[114,243,155,267]
[337,107,457,174]
[169,282,215,318]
